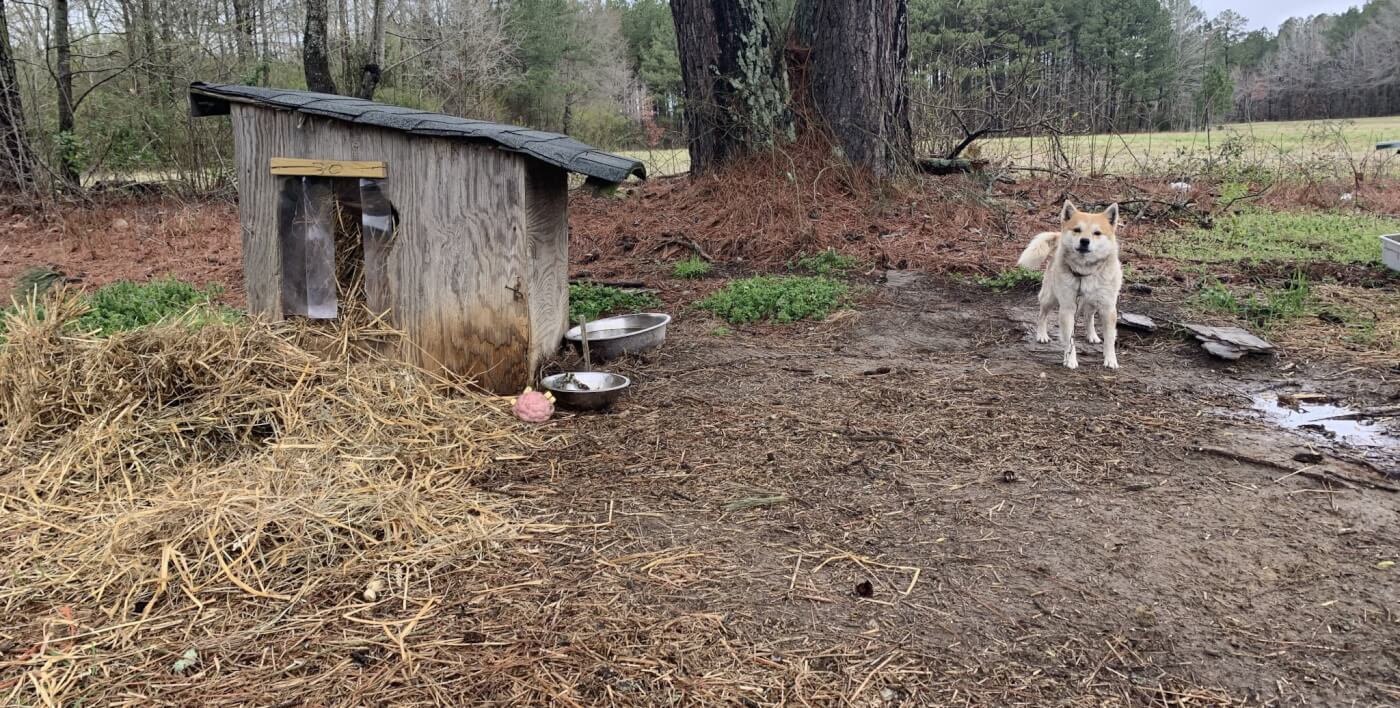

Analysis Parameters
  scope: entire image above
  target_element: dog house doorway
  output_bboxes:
[276,175,396,321]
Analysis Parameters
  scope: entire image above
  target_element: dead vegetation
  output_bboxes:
[0,298,541,704]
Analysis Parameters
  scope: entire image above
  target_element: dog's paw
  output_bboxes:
[1104,355,1119,369]
[1087,330,1102,344]
[1035,330,1051,343]
[1063,353,1079,369]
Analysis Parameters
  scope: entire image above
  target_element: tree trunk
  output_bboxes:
[231,0,255,66]
[155,0,173,98]
[303,0,337,94]
[795,0,911,177]
[54,0,79,187]
[136,0,156,90]
[0,0,32,190]
[670,0,790,174]
[354,0,385,100]
[116,0,139,84]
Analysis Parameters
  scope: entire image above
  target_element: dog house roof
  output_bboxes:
[189,82,646,184]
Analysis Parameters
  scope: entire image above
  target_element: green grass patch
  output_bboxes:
[699,276,848,325]
[708,325,734,337]
[2,278,233,341]
[672,257,713,279]
[568,282,662,324]
[1162,210,1400,266]
[1192,272,1312,329]
[74,279,233,336]
[1317,302,1383,347]
[794,249,860,276]
[976,267,1042,291]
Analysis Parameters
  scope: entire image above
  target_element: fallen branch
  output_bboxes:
[569,279,649,290]
[1330,452,1400,483]
[655,237,713,262]
[916,158,985,175]
[1193,446,1399,493]
[1214,185,1271,213]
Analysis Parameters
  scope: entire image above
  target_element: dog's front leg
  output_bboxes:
[1058,305,1078,369]
[1036,298,1053,343]
[1102,306,1119,369]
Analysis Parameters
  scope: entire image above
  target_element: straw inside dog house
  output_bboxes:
[189,82,645,394]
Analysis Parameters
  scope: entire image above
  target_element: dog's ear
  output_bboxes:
[1061,199,1077,222]
[1105,202,1121,228]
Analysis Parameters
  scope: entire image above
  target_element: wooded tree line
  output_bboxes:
[910,0,1400,149]
[1237,1,1400,121]
[0,0,1395,192]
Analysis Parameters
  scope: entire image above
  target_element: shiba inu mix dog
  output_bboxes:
[1017,200,1123,370]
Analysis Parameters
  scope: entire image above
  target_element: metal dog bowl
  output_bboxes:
[565,313,671,361]
[539,371,631,411]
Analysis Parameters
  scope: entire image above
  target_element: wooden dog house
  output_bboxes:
[189,82,644,394]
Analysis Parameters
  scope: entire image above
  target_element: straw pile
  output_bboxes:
[0,298,539,704]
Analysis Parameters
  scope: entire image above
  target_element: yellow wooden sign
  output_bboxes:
[270,157,387,178]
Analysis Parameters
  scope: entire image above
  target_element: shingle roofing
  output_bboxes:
[189,82,646,183]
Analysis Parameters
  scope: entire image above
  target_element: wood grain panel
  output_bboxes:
[234,108,546,393]
[270,157,387,178]
[525,159,568,378]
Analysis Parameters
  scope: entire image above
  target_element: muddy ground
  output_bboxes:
[476,272,1400,706]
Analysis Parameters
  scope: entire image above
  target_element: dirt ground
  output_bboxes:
[465,270,1398,706]
[2,187,1399,705]
[0,199,244,303]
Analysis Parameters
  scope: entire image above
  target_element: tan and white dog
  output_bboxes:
[1017,200,1123,370]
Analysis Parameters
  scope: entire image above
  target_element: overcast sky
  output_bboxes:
[1196,0,1362,30]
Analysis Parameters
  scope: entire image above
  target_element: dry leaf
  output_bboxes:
[172,648,199,673]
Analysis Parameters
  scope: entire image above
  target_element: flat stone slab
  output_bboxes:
[1201,340,1247,360]
[1181,323,1276,360]
[1117,312,1158,332]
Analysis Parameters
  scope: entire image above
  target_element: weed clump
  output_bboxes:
[977,267,1042,291]
[673,257,713,279]
[794,249,860,276]
[699,276,848,324]
[569,282,662,323]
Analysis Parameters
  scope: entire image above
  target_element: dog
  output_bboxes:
[1016,200,1123,370]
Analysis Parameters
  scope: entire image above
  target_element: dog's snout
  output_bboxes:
[1078,237,1090,249]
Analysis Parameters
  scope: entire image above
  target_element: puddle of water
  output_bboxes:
[1251,395,1399,449]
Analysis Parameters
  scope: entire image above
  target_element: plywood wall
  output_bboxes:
[524,160,569,378]
[229,105,567,394]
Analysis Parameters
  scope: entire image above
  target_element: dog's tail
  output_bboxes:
[1017,231,1059,271]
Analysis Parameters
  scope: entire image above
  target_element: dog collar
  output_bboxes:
[1065,263,1093,278]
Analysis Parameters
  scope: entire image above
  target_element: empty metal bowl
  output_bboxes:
[565,313,671,361]
[539,371,631,411]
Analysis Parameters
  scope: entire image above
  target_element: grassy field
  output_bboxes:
[619,117,1400,179]
[616,147,691,177]
[982,116,1400,175]
[1163,210,1400,266]
[93,117,1400,186]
